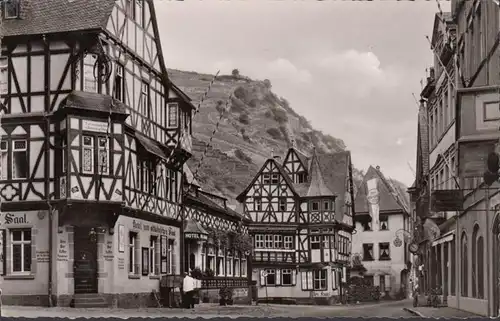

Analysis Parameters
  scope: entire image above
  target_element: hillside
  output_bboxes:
[168,69,408,205]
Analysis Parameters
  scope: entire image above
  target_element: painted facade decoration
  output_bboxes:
[236,148,356,304]
[352,166,411,298]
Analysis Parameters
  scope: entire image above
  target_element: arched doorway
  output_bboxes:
[493,213,500,317]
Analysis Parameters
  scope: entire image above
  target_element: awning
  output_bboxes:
[184,219,208,241]
[431,230,455,247]
[134,132,168,160]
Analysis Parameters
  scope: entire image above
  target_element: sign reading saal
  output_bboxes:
[0,212,29,226]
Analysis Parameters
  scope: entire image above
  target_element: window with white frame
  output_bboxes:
[284,235,293,249]
[271,174,279,184]
[167,238,176,274]
[255,197,262,211]
[141,81,150,117]
[313,269,327,290]
[149,236,157,275]
[11,229,31,273]
[226,251,233,276]
[263,269,276,285]
[241,257,247,277]
[4,0,20,19]
[322,235,330,249]
[255,234,264,248]
[167,103,179,128]
[379,216,389,230]
[113,63,124,102]
[234,254,240,277]
[265,235,273,248]
[278,197,286,211]
[82,136,94,174]
[323,201,330,211]
[216,248,225,276]
[61,138,67,174]
[83,54,98,93]
[12,140,28,179]
[310,234,321,250]
[0,141,7,180]
[312,201,319,211]
[129,232,138,274]
[0,57,7,95]
[282,269,293,285]
[274,235,283,249]
[207,245,215,272]
[262,174,270,184]
[97,137,109,175]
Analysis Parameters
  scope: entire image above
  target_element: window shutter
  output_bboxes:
[0,229,5,276]
[260,270,266,286]
[385,275,391,289]
[301,271,307,290]
[307,271,313,290]
[276,269,281,285]
[292,269,297,285]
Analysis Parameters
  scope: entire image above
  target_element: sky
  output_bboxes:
[155,0,450,187]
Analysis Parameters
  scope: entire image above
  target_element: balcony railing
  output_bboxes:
[201,276,249,289]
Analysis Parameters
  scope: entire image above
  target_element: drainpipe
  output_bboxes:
[486,185,491,318]
[48,201,54,308]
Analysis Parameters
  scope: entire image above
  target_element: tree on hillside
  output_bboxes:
[232,69,240,77]
[263,79,272,89]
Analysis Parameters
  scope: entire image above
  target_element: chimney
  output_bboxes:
[376,165,381,171]
[274,155,282,162]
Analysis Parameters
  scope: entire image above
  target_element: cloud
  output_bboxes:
[266,58,312,84]
[314,50,400,98]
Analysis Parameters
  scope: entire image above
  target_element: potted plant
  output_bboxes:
[191,267,203,279]
[204,268,215,278]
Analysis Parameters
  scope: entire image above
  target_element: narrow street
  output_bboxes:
[1,300,418,318]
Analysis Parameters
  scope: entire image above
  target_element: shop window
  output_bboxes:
[149,236,158,275]
[282,269,293,285]
[261,269,276,285]
[11,229,31,273]
[129,232,138,274]
[313,269,327,290]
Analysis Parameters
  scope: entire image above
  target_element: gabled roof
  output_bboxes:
[3,0,115,37]
[236,158,298,202]
[3,0,195,111]
[306,150,335,197]
[354,166,409,215]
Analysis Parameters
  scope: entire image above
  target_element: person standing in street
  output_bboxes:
[182,272,195,309]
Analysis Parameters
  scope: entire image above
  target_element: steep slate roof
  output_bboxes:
[306,150,335,197]
[354,166,409,215]
[3,0,115,37]
[3,0,196,111]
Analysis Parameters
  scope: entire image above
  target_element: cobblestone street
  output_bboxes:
[1,300,419,318]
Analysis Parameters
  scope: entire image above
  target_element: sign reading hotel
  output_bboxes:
[82,120,109,133]
[185,232,208,241]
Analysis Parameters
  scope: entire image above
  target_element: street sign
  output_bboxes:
[393,237,402,247]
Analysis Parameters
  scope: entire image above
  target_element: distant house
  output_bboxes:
[352,165,411,298]
[236,145,355,304]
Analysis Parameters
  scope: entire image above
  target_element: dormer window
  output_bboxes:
[311,201,319,211]
[323,201,329,211]
[167,103,179,128]
[297,172,307,184]
[4,0,20,19]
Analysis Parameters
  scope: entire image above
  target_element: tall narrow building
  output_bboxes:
[237,147,355,304]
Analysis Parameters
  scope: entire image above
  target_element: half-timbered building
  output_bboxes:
[0,0,194,308]
[236,145,355,304]
[181,165,252,303]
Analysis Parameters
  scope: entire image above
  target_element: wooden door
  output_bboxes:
[74,227,98,294]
